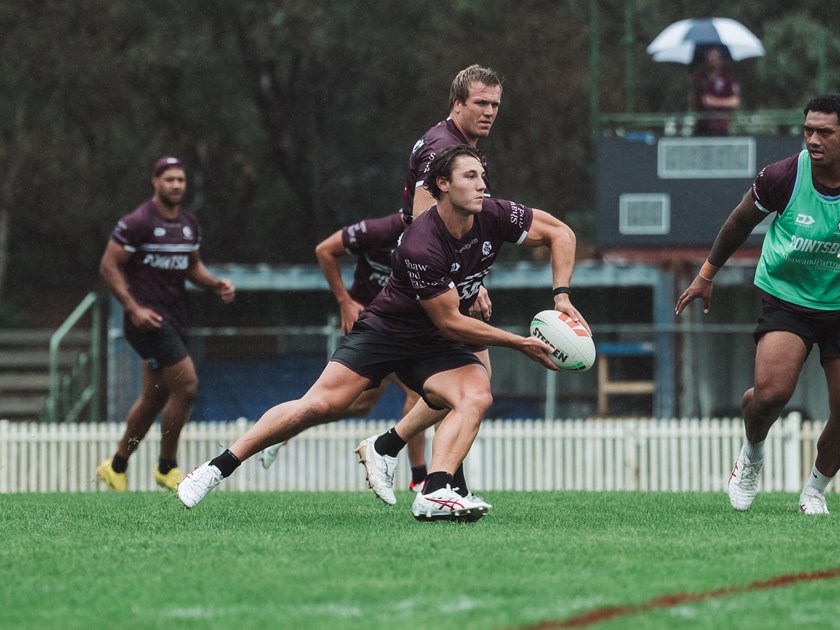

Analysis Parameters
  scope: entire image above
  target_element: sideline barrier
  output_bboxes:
[0,413,824,494]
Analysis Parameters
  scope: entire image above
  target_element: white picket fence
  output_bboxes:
[0,413,828,494]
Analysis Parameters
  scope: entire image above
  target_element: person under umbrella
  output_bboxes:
[689,46,741,136]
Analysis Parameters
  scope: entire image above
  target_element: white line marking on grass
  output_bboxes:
[158,607,217,619]
[439,597,481,613]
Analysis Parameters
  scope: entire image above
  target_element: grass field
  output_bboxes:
[2,490,839,629]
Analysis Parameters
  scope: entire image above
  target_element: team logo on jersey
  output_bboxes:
[795,214,815,226]
[183,226,193,238]
[154,227,167,237]
[482,241,492,256]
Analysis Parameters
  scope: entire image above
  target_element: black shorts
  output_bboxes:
[329,327,484,405]
[754,294,840,363]
[124,321,189,371]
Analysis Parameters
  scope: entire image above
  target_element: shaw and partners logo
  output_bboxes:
[142,254,189,270]
[509,202,526,228]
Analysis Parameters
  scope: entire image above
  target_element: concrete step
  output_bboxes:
[0,395,46,421]
[0,329,91,348]
[0,350,81,370]
[0,373,52,393]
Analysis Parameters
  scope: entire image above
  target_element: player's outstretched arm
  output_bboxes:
[521,209,590,334]
[675,191,766,316]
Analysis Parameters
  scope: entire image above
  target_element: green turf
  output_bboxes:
[1,491,838,629]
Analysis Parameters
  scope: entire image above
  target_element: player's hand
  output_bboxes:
[517,335,559,371]
[339,300,365,335]
[552,295,591,335]
[468,285,492,321]
[675,275,713,315]
[214,279,236,303]
[128,306,163,330]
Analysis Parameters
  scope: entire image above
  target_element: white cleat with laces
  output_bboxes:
[412,484,491,522]
[728,445,764,511]
[799,487,829,515]
[355,436,397,505]
[259,442,287,470]
[177,462,224,508]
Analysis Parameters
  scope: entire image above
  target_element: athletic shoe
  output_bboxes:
[409,479,425,493]
[154,465,184,491]
[466,492,492,510]
[412,484,491,522]
[355,436,397,505]
[727,446,764,511]
[259,442,286,470]
[96,458,127,491]
[799,487,829,515]
[177,462,224,509]
[456,492,492,522]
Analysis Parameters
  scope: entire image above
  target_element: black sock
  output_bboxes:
[209,449,241,478]
[111,454,128,473]
[452,464,469,497]
[411,465,427,485]
[158,458,178,475]
[374,428,407,458]
[423,471,454,494]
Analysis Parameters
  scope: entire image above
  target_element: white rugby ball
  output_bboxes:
[530,310,595,371]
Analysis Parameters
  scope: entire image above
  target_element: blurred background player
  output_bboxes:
[689,47,741,136]
[260,212,429,490]
[96,156,235,492]
[675,94,840,515]
[403,63,501,223]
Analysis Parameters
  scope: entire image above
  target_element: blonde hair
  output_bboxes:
[449,64,502,109]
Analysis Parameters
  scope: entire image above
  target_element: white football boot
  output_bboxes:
[799,487,829,515]
[727,445,764,511]
[412,485,491,522]
[177,462,224,508]
[355,436,397,505]
[259,442,286,470]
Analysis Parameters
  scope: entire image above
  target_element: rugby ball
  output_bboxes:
[530,310,595,371]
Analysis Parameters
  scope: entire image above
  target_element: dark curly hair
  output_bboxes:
[424,145,485,200]
[804,93,840,119]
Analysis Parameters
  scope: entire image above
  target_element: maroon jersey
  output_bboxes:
[402,118,491,220]
[110,199,201,332]
[358,198,533,339]
[341,212,403,306]
[752,153,840,214]
[691,70,740,135]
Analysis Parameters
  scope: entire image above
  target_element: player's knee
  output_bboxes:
[174,375,199,403]
[461,385,493,417]
[751,385,791,415]
[297,398,340,425]
[345,399,375,417]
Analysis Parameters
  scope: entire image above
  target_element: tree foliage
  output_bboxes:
[0,0,834,323]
